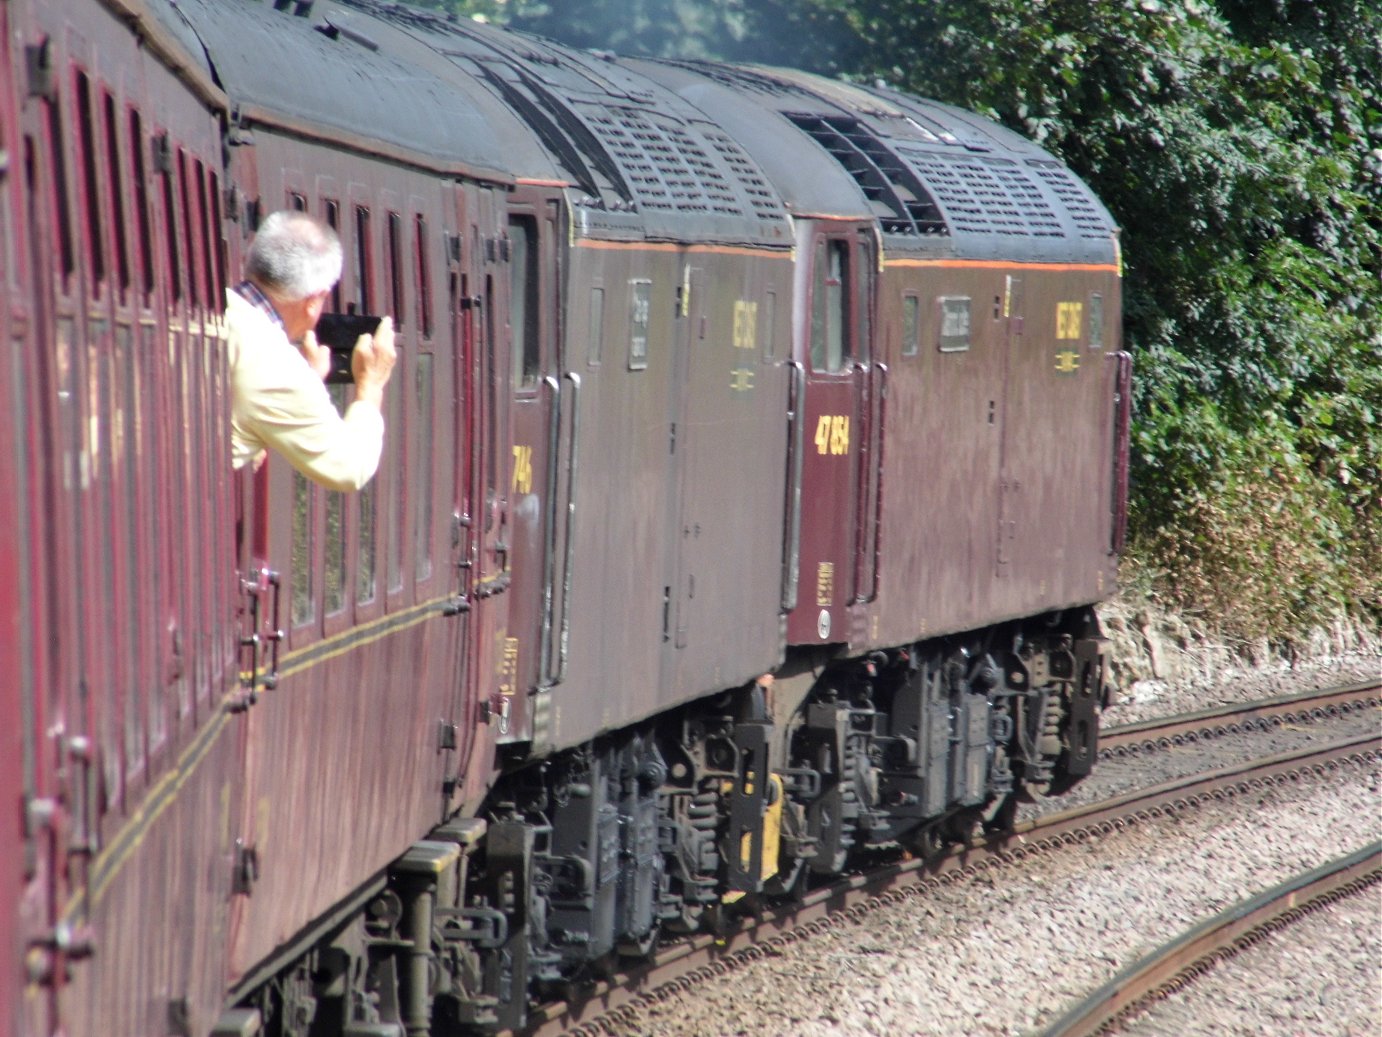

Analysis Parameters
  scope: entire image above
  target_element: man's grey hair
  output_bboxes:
[245,210,343,299]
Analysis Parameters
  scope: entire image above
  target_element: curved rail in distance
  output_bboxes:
[1039,840,1382,1037]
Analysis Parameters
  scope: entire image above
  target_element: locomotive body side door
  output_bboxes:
[502,189,563,750]
[787,221,874,645]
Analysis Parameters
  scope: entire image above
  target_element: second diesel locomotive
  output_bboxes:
[1,1,1129,1034]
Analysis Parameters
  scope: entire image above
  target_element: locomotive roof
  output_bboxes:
[628,59,1120,264]
[143,0,1115,259]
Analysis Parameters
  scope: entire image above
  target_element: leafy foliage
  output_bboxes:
[410,0,1381,640]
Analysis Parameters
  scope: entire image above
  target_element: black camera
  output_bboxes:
[315,313,382,384]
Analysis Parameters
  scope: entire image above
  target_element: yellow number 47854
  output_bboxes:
[814,415,850,456]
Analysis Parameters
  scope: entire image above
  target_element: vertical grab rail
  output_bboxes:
[781,360,806,611]
[867,361,888,601]
[552,371,581,686]
[1109,351,1133,554]
[538,374,561,687]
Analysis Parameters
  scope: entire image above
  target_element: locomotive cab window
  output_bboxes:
[810,239,849,373]
[587,285,605,368]
[628,279,651,371]
[938,296,971,353]
[510,215,539,390]
[902,293,921,357]
[1088,293,1104,348]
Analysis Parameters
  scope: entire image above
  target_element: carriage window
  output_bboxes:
[208,169,226,300]
[354,206,373,313]
[938,296,971,353]
[292,472,315,626]
[138,324,165,747]
[628,279,651,371]
[902,293,921,357]
[177,151,204,308]
[45,94,76,282]
[388,369,404,594]
[1088,293,1104,348]
[415,214,433,339]
[289,192,307,213]
[810,239,848,372]
[102,93,130,293]
[129,111,154,297]
[509,216,539,389]
[324,386,349,616]
[587,286,605,367]
[159,140,182,302]
[76,72,106,288]
[414,352,434,581]
[357,478,376,604]
[324,200,341,313]
[195,162,217,305]
[386,211,405,328]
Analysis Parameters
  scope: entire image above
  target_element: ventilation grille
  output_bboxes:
[1027,160,1111,239]
[573,101,782,221]
[701,126,785,223]
[788,113,947,235]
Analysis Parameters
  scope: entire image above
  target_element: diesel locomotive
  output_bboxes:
[0,0,1130,1033]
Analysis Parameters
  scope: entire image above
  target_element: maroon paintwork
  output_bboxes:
[1,2,1129,1033]
[859,259,1124,651]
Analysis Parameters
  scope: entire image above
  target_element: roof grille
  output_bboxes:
[1027,160,1111,239]
[786,113,947,235]
[893,145,1070,239]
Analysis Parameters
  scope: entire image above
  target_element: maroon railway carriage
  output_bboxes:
[4,0,240,1034]
[2,2,1128,1035]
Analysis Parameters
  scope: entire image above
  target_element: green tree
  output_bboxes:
[831,0,1381,636]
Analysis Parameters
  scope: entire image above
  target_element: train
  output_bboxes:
[0,0,1131,1034]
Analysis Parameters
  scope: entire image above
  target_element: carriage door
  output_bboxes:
[8,25,62,1033]
[451,184,516,754]
[505,195,565,747]
[788,225,874,645]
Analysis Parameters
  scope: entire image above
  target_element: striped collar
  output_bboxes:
[234,280,286,332]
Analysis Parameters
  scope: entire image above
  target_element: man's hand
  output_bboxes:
[351,315,397,409]
[297,328,333,380]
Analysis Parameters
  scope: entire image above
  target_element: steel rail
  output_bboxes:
[1039,840,1382,1037]
[520,730,1380,1037]
[1099,678,1380,757]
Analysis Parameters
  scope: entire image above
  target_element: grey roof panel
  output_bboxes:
[150,0,520,176]
[632,58,1118,263]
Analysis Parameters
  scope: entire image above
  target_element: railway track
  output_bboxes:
[1098,678,1380,757]
[1040,840,1382,1037]
[519,681,1382,1037]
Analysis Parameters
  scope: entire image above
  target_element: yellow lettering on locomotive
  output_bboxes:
[814,415,851,455]
[1056,301,1084,340]
[512,444,533,495]
[816,562,835,606]
[498,635,520,697]
[732,300,758,350]
[1055,349,1080,373]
